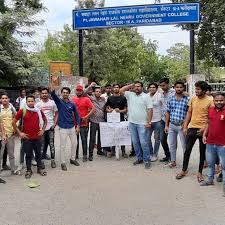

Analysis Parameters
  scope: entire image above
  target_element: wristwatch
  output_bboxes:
[148,121,152,125]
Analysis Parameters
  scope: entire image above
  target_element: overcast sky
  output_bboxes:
[32,0,190,55]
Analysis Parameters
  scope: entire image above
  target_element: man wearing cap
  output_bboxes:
[72,85,95,162]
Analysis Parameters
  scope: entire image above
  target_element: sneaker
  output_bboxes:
[133,160,143,166]
[61,163,67,171]
[2,164,11,171]
[97,150,104,156]
[217,173,223,183]
[14,164,24,175]
[44,154,51,160]
[151,156,158,162]
[122,153,128,158]
[51,160,56,168]
[0,177,6,184]
[223,185,225,197]
[160,157,170,162]
[200,181,214,186]
[83,156,88,162]
[32,160,37,166]
[89,156,93,161]
[129,151,136,157]
[144,161,151,169]
[11,170,20,175]
[41,161,45,170]
[70,159,80,166]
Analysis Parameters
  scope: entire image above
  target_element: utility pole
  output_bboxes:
[78,29,84,77]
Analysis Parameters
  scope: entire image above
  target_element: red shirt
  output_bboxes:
[15,109,45,140]
[72,96,94,127]
[207,106,225,146]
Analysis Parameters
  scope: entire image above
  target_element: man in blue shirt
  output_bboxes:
[51,87,81,171]
[165,81,189,168]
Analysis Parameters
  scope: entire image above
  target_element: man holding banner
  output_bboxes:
[120,81,153,169]
[106,84,128,158]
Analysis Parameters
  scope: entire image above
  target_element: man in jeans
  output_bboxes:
[120,81,153,169]
[165,81,189,168]
[159,78,175,163]
[13,95,47,179]
[176,81,213,182]
[201,93,225,196]
[0,93,18,183]
[72,85,94,162]
[87,86,106,160]
[148,83,163,162]
[36,88,58,168]
[51,87,80,171]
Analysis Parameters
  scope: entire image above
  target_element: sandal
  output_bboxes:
[176,171,188,180]
[168,162,176,168]
[37,169,47,176]
[197,174,204,183]
[25,170,33,179]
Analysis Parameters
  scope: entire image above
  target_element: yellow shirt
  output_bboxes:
[0,106,15,137]
[188,96,213,129]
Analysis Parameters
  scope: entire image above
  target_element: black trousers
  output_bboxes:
[0,141,8,167]
[89,122,102,157]
[160,121,171,159]
[76,127,89,157]
[41,129,55,159]
[3,146,7,166]
[182,128,206,173]
[23,139,42,171]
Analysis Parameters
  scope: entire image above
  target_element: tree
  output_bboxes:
[0,0,45,86]
[160,43,189,83]
[171,0,225,67]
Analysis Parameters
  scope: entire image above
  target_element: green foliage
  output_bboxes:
[161,43,189,83]
[0,0,45,86]
[171,0,225,66]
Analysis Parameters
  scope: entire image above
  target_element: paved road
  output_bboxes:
[0,129,224,225]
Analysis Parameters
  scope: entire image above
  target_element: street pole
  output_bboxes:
[190,24,195,75]
[79,29,84,77]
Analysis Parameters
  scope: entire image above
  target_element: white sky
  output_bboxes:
[31,0,190,55]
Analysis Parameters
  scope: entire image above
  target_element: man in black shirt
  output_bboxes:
[106,84,128,158]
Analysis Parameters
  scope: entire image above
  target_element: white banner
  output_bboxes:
[106,111,120,123]
[99,121,131,147]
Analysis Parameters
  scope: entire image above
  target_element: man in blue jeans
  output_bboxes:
[120,81,153,169]
[201,93,225,196]
[165,81,189,168]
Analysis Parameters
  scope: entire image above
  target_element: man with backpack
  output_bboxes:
[13,95,47,179]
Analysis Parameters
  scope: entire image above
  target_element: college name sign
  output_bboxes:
[73,3,200,30]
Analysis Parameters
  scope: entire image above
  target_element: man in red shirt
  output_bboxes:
[72,85,94,162]
[201,93,225,196]
[13,95,47,179]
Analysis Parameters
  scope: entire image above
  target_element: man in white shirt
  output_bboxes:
[36,88,58,168]
[148,83,163,162]
[15,88,26,110]
[101,84,112,101]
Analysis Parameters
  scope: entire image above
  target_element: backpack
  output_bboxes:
[18,108,27,130]
[0,104,17,117]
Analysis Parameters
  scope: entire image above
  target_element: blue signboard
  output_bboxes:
[73,3,200,30]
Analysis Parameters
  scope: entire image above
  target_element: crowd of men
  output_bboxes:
[0,78,224,196]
